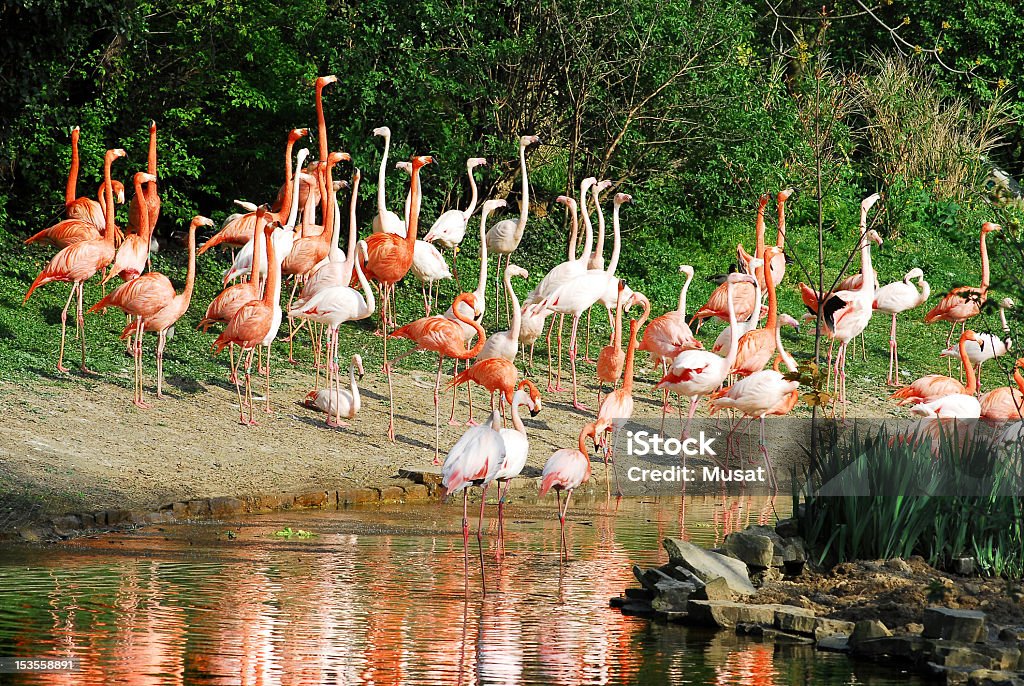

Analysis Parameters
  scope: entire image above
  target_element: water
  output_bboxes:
[0,495,924,685]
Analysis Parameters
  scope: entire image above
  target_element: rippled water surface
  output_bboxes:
[0,495,924,685]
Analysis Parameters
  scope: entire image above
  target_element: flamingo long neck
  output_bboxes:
[355,252,375,315]
[507,270,522,340]
[917,278,931,307]
[135,176,152,241]
[980,230,992,292]
[775,314,797,372]
[103,155,117,247]
[453,295,487,358]
[250,215,264,286]
[319,161,337,252]
[859,233,874,296]
[476,209,489,300]
[776,196,788,248]
[147,122,157,175]
[509,390,526,435]
[677,269,693,315]
[961,335,979,395]
[579,183,595,263]
[764,251,778,329]
[592,185,605,265]
[723,283,741,370]
[513,143,529,241]
[755,196,767,284]
[281,137,296,222]
[1000,305,1010,333]
[406,160,423,250]
[566,204,579,261]
[463,162,480,218]
[607,199,624,275]
[284,153,305,230]
[349,363,361,415]
[622,305,649,393]
[612,288,624,353]
[262,228,279,308]
[1013,365,1024,394]
[377,131,390,217]
[181,222,198,305]
[577,425,594,459]
[342,174,361,282]
[66,128,80,205]
[316,83,329,167]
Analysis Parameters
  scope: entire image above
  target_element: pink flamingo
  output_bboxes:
[873,267,930,385]
[539,422,599,561]
[493,380,543,544]
[441,412,505,593]
[104,172,158,283]
[24,148,126,373]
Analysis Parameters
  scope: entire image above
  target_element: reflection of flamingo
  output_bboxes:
[390,292,486,461]
[540,422,598,560]
[493,380,542,543]
[873,267,930,385]
[24,148,126,373]
[442,413,505,593]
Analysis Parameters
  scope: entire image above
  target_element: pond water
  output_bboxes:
[0,494,924,685]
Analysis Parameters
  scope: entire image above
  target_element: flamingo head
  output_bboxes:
[508,264,529,280]
[727,272,756,285]
[192,215,215,229]
[905,267,924,282]
[678,264,694,277]
[372,125,391,138]
[328,151,351,166]
[351,168,361,184]
[963,330,984,349]
[395,161,412,174]
[779,313,801,334]
[106,148,127,165]
[467,157,487,169]
[581,176,597,195]
[556,195,577,211]
[334,180,350,191]
[861,192,881,213]
[412,155,434,169]
[316,74,338,88]
[614,192,632,205]
[518,379,543,416]
[482,199,507,216]
[103,180,126,204]
[358,239,369,261]
[764,246,784,262]
[1000,297,1015,309]
[295,148,310,169]
[866,229,883,247]
[778,188,795,203]
[521,135,541,147]
[71,125,80,140]
[289,128,309,142]
[982,221,1002,234]
[352,354,364,379]
[303,390,320,407]
[758,193,769,208]
[135,172,157,186]
[593,179,613,193]
[1015,357,1024,370]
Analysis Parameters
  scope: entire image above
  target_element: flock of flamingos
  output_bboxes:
[19,76,1021,570]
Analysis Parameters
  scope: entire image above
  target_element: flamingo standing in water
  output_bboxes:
[362,155,434,441]
[24,148,126,373]
[873,267,930,385]
[925,222,1001,346]
[441,412,505,593]
[492,380,542,540]
[486,135,540,325]
[212,219,285,425]
[116,215,213,399]
[539,422,599,561]
[389,292,486,461]
[424,156,487,279]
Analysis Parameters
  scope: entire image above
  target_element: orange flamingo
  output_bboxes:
[389,292,486,461]
[539,422,598,560]
[925,222,1001,346]
[732,246,784,376]
[890,329,982,406]
[104,172,158,282]
[212,219,284,425]
[88,271,176,410]
[198,127,311,254]
[979,358,1024,421]
[690,255,758,330]
[127,120,160,235]
[24,148,126,373]
[770,188,794,286]
[363,154,434,440]
[596,280,627,406]
[118,216,212,398]
[24,179,125,249]
[447,357,519,425]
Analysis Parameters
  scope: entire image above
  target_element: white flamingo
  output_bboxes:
[304,354,365,427]
[477,263,529,362]
[940,297,1014,387]
[371,126,406,236]
[492,380,542,543]
[873,267,931,385]
[424,157,487,277]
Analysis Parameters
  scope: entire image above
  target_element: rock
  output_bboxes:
[924,607,987,643]
[209,496,244,516]
[660,563,703,585]
[620,600,658,618]
[903,622,925,635]
[403,483,430,500]
[813,618,855,641]
[774,607,817,635]
[784,596,814,610]
[966,668,1024,686]
[817,635,851,652]
[975,643,1021,671]
[625,587,656,601]
[751,567,782,587]
[925,663,972,685]
[927,641,997,669]
[775,517,800,538]
[609,596,625,608]
[686,601,790,629]
[849,619,892,647]
[652,580,698,613]
[691,577,735,602]
[884,558,912,574]
[379,486,406,502]
[50,515,81,536]
[724,531,775,568]
[663,538,756,596]
[851,635,926,660]
[950,557,977,576]
[998,627,1024,642]
[633,565,676,593]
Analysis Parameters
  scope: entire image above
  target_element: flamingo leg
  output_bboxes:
[433,353,443,465]
[448,358,461,426]
[496,480,506,550]
[569,315,587,411]
[77,282,93,374]
[477,482,489,595]
[264,343,273,414]
[156,330,167,398]
[231,347,246,424]
[559,488,574,561]
[384,286,396,442]
[555,489,564,560]
[584,307,593,363]
[462,490,470,584]
[466,379,477,426]
[556,314,565,390]
[133,317,150,409]
[229,343,237,384]
[286,277,301,364]
[56,284,76,373]
[545,315,557,392]
[887,313,899,386]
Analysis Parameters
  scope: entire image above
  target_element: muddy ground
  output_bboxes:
[0,349,896,525]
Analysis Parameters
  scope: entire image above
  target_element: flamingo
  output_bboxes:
[709,307,802,488]
[303,354,365,427]
[873,267,931,385]
[596,280,628,406]
[517,303,548,374]
[690,257,759,331]
[979,357,1024,421]
[732,248,786,376]
[198,127,312,255]
[441,412,505,593]
[486,135,540,325]
[389,292,486,461]
[114,216,212,399]
[362,154,434,440]
[370,126,407,236]
[24,148,126,373]
[583,179,614,359]
[907,331,985,419]
[770,188,794,286]
[477,263,529,362]
[539,422,599,561]
[940,297,1014,388]
[289,240,376,415]
[891,329,984,406]
[127,120,160,237]
[925,222,1001,346]
[212,218,285,425]
[657,273,757,434]
[104,172,158,283]
[639,265,701,365]
[595,294,651,493]
[448,357,519,425]
[24,179,125,248]
[493,380,543,544]
[424,156,488,278]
